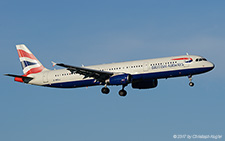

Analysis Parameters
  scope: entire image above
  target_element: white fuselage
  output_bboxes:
[27,55,214,88]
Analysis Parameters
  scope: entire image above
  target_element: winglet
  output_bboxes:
[51,61,57,67]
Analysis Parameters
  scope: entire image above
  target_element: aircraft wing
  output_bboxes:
[56,63,113,82]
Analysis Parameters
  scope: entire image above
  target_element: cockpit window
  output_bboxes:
[202,58,207,61]
[196,58,207,62]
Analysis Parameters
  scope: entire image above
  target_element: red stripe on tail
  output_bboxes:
[17,49,37,60]
[25,66,45,75]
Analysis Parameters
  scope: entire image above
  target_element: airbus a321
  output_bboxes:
[5,44,215,97]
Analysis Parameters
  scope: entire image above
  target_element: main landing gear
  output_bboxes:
[101,85,110,94]
[119,85,127,97]
[101,84,128,97]
[188,75,194,87]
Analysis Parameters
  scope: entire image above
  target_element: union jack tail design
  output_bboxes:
[16,44,46,75]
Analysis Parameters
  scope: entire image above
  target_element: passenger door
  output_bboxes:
[143,62,149,71]
[43,72,49,84]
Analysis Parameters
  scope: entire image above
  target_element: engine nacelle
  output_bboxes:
[132,79,158,89]
[109,74,131,85]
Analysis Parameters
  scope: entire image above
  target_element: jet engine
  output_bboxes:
[109,74,131,85]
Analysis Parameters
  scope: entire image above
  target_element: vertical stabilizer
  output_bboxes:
[16,44,46,75]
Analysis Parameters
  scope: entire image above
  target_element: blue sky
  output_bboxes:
[1,0,225,140]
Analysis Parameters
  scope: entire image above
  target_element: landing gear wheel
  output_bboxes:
[119,89,127,97]
[188,75,194,87]
[101,87,110,94]
[189,82,194,87]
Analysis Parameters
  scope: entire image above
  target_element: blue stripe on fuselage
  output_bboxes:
[43,67,213,88]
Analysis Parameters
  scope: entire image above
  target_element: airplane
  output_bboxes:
[5,44,215,97]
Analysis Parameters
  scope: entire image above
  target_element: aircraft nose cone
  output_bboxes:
[212,63,215,69]
[209,62,215,71]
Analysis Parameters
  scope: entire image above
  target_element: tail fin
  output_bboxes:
[16,44,46,75]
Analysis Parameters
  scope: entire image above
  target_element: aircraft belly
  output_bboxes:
[132,67,211,80]
[44,79,100,88]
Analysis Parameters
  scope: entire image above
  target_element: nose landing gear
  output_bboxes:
[188,75,194,87]
[189,82,194,87]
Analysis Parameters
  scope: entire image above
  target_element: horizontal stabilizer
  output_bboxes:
[4,74,33,83]
[5,74,33,79]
